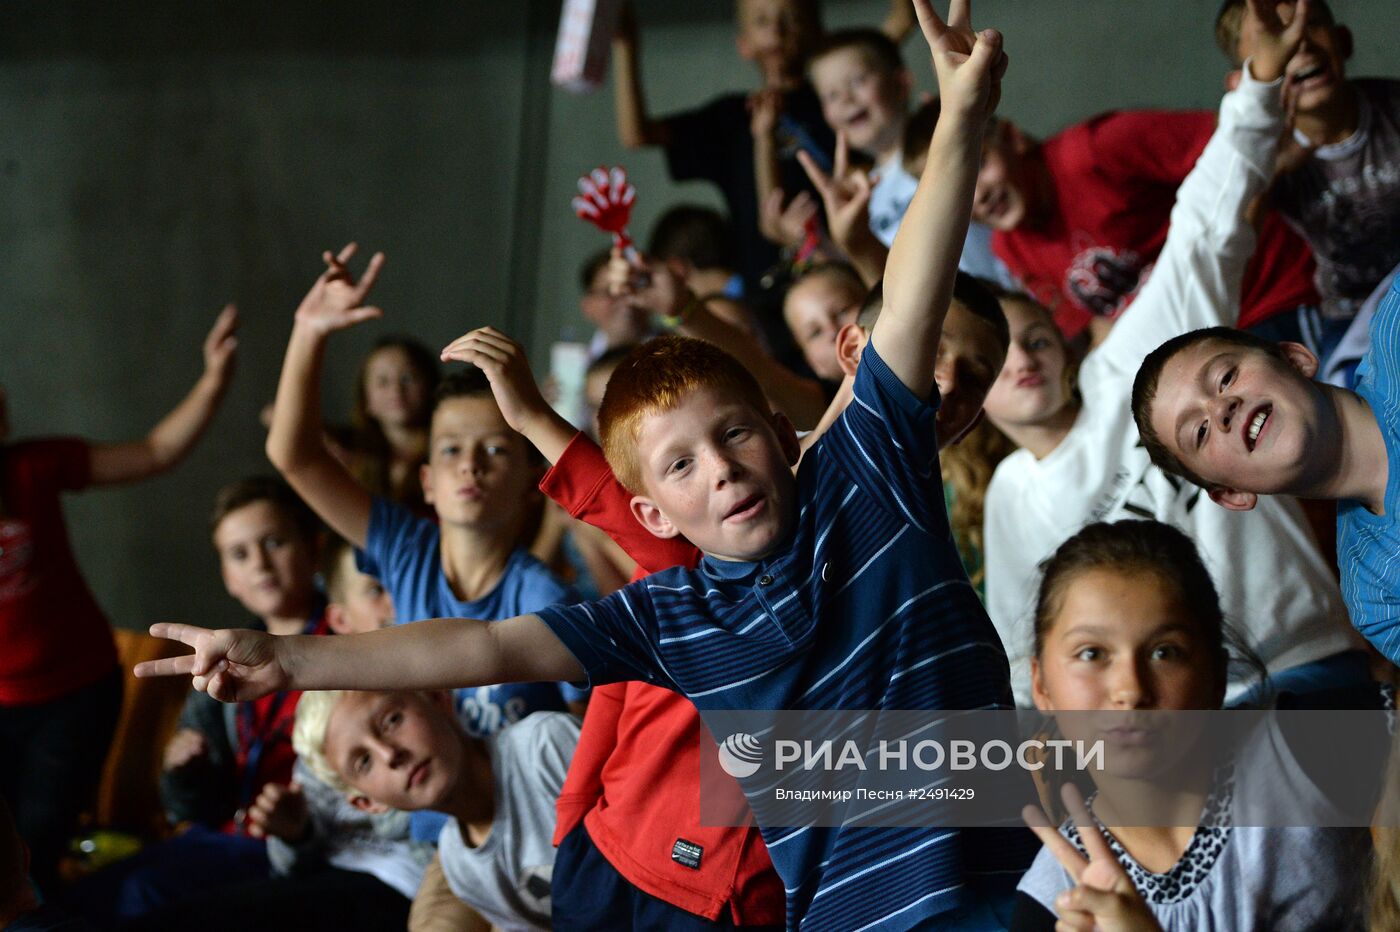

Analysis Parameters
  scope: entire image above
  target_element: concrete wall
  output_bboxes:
[2,0,1396,630]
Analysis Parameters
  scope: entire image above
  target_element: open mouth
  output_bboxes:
[1292,64,1327,84]
[1244,404,1272,452]
[724,495,765,523]
[408,761,430,789]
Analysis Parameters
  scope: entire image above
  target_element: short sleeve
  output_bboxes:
[525,712,581,800]
[8,438,92,493]
[356,495,428,580]
[820,342,947,536]
[535,582,671,691]
[1357,275,1400,403]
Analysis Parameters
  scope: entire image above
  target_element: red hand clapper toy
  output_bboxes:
[572,166,638,261]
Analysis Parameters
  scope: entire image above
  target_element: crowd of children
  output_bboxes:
[5,0,1400,930]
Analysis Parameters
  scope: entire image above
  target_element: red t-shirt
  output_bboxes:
[541,433,785,926]
[0,439,118,705]
[992,109,1319,338]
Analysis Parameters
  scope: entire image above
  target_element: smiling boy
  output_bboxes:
[138,4,1034,929]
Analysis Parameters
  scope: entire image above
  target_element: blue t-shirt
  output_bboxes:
[359,497,585,733]
[1338,275,1400,663]
[537,344,1036,931]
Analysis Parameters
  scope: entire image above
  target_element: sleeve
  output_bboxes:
[535,582,673,690]
[12,438,92,493]
[664,96,739,186]
[1009,892,1059,932]
[539,432,700,575]
[820,342,946,536]
[1356,275,1400,401]
[355,495,425,580]
[552,682,626,845]
[1094,64,1288,378]
[160,690,237,826]
[1088,110,1216,188]
[526,712,581,801]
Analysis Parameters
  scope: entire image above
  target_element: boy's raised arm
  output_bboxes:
[265,244,383,549]
[874,0,1005,398]
[611,3,669,149]
[134,613,584,702]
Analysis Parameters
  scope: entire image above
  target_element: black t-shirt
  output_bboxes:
[663,83,835,291]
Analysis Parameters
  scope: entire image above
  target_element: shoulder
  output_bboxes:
[509,710,582,755]
[1016,841,1073,907]
[503,550,578,604]
[1356,77,1400,108]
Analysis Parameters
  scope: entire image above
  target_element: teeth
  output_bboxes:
[1295,65,1324,81]
[1248,410,1267,445]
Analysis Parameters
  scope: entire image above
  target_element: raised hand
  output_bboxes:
[201,303,240,386]
[1244,0,1310,83]
[246,781,309,842]
[440,327,551,436]
[1022,785,1163,932]
[606,246,685,320]
[760,188,820,249]
[912,0,1007,121]
[797,133,876,261]
[134,623,289,703]
[294,243,386,337]
[162,728,208,773]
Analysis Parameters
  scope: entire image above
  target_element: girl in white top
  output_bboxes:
[980,32,1363,708]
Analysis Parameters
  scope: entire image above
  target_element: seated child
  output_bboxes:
[971,21,1320,346]
[983,17,1368,707]
[293,690,579,931]
[322,537,395,635]
[139,8,1038,928]
[0,306,237,895]
[1011,520,1376,931]
[67,477,329,925]
[1217,0,1400,327]
[264,249,583,740]
[781,262,865,382]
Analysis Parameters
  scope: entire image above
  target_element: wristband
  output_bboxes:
[660,292,704,330]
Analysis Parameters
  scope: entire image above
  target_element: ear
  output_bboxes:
[1207,486,1259,512]
[771,411,801,467]
[630,495,681,540]
[736,33,756,62]
[1336,25,1353,61]
[834,322,867,377]
[946,409,984,448]
[1224,69,1242,92]
[1029,657,1053,712]
[1277,340,1320,379]
[664,256,693,284]
[419,462,435,506]
[324,603,351,636]
[347,794,391,815]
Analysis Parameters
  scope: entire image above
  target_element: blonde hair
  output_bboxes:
[292,689,351,793]
[597,336,771,494]
[940,419,1016,589]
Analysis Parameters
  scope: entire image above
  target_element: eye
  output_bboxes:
[383,710,403,730]
[265,534,286,551]
[666,457,693,477]
[230,546,248,562]
[485,444,507,456]
[353,752,371,775]
[368,583,386,598]
[439,444,460,458]
[1151,644,1186,662]
[1026,337,1050,351]
[1196,420,1208,449]
[725,426,751,443]
[1074,647,1103,662]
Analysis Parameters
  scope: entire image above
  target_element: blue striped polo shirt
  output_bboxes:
[1338,274,1400,663]
[537,344,1036,930]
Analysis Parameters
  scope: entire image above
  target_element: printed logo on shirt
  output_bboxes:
[0,520,36,603]
[1065,244,1150,317]
[717,732,764,778]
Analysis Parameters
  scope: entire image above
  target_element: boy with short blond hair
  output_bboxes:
[139,5,1036,927]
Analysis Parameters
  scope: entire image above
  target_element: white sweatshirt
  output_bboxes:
[984,64,1364,707]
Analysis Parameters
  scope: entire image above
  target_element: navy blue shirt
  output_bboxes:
[539,344,1035,930]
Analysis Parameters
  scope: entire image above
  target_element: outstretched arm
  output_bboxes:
[134,614,583,703]
[266,244,384,549]
[612,3,669,149]
[875,0,1006,398]
[89,304,239,486]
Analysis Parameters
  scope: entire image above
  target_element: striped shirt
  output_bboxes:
[538,345,1035,930]
[1338,273,1400,663]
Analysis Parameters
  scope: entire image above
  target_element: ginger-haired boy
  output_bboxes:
[138,4,1036,927]
[1217,0,1400,342]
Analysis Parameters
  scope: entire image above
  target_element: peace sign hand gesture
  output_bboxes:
[294,242,386,338]
[912,0,1008,122]
[1023,785,1164,932]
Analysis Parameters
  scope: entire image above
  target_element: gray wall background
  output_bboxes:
[2,1,1396,631]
